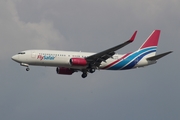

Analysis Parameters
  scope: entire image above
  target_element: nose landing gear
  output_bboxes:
[20,63,30,71]
[26,67,30,71]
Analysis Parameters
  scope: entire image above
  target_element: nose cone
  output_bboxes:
[11,55,19,62]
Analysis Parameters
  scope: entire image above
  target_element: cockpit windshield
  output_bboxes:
[18,52,25,54]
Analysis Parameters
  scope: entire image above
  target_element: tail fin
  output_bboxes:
[139,30,160,50]
[137,30,160,58]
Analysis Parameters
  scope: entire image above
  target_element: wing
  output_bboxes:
[85,31,137,68]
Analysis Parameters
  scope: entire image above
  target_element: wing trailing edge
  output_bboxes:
[93,30,137,57]
[85,31,137,65]
[146,51,173,61]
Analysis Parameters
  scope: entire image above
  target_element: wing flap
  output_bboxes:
[146,51,173,61]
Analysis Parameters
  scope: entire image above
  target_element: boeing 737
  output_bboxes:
[12,30,172,78]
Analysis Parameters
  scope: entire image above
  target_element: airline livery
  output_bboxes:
[12,30,172,78]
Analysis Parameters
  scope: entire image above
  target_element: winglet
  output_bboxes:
[129,31,137,42]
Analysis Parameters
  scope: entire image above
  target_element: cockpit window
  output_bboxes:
[18,52,25,54]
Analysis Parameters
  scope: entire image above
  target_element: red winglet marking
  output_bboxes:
[129,31,137,42]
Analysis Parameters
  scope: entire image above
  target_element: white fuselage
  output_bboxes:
[11,30,172,78]
[12,49,156,70]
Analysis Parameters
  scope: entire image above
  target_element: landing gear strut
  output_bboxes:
[20,63,30,71]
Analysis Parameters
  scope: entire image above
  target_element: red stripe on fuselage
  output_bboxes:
[102,52,132,69]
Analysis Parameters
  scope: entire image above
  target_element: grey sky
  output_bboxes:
[0,0,179,120]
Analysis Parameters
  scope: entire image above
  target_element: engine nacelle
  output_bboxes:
[70,58,87,66]
[56,67,74,75]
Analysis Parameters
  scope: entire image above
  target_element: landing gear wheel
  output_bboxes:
[26,67,30,71]
[81,73,87,78]
[89,68,95,73]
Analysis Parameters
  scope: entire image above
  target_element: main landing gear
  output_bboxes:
[81,72,87,78]
[89,68,95,73]
[81,68,96,78]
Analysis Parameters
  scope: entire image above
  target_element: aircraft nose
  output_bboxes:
[11,55,19,62]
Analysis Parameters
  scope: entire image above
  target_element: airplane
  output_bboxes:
[12,30,172,78]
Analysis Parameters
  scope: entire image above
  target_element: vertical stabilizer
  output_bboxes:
[137,30,160,58]
[139,30,160,50]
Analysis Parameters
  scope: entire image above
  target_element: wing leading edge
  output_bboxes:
[85,31,137,67]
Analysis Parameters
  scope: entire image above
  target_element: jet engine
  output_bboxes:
[70,58,87,66]
[56,67,74,75]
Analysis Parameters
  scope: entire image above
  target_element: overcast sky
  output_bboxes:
[0,0,179,120]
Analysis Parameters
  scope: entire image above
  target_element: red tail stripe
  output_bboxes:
[139,30,160,49]
[103,52,132,69]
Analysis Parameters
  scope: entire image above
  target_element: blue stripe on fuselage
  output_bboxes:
[108,47,157,70]
[121,50,156,70]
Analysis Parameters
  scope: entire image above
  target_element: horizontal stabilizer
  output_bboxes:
[146,51,173,61]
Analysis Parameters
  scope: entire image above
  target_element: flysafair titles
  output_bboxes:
[37,55,55,60]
